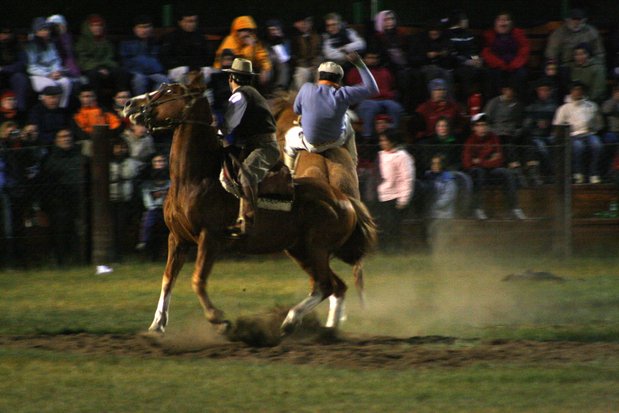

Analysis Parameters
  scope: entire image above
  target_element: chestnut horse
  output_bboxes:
[123,76,377,335]
[270,92,368,302]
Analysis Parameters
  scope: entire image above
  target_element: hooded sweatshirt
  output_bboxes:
[75,17,118,71]
[213,16,271,72]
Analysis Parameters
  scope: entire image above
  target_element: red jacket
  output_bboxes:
[462,131,505,170]
[415,99,464,140]
[481,27,530,71]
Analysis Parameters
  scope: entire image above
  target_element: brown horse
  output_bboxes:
[123,75,377,335]
[270,92,368,303]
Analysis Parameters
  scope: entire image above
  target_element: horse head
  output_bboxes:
[123,72,211,131]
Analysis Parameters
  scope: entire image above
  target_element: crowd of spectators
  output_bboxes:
[1,6,619,263]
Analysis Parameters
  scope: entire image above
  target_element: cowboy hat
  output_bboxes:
[222,58,257,76]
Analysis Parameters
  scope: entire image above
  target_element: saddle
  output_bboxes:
[220,146,294,212]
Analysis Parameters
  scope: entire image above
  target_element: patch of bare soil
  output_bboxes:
[1,311,617,370]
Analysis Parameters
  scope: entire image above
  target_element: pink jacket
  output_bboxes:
[377,148,415,206]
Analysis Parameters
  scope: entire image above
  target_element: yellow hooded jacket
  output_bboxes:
[213,16,272,73]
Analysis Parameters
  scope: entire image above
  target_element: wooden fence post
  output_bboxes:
[90,125,113,266]
[552,124,572,258]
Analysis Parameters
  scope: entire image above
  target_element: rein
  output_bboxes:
[141,83,212,131]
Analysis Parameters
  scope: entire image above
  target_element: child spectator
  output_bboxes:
[72,86,122,153]
[462,113,526,220]
[135,153,170,259]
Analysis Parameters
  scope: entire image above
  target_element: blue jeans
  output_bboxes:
[572,134,601,176]
[356,99,404,138]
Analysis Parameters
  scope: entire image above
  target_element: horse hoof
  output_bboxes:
[216,320,232,335]
[280,320,300,337]
[148,325,165,335]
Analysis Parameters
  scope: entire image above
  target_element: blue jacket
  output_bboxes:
[118,37,164,75]
[425,170,458,219]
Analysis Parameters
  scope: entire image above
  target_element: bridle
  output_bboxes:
[140,82,211,131]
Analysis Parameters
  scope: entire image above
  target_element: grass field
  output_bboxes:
[1,250,618,412]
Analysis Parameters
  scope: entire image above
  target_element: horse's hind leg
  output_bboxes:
[149,234,187,333]
[191,233,229,333]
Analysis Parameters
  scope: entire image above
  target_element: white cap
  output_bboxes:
[471,112,488,123]
[318,61,344,79]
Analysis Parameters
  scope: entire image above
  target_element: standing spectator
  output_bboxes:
[483,82,526,184]
[289,14,322,91]
[545,8,606,68]
[263,19,292,93]
[46,15,81,79]
[481,11,530,100]
[108,137,141,261]
[121,123,155,164]
[345,50,404,139]
[0,23,29,113]
[40,128,85,266]
[523,78,559,184]
[213,16,272,88]
[601,85,619,180]
[414,78,465,142]
[27,85,70,145]
[422,154,459,249]
[552,80,603,184]
[119,15,169,96]
[72,86,122,152]
[160,9,213,83]
[376,129,415,252]
[462,113,526,220]
[568,43,607,103]
[322,12,366,67]
[135,153,169,260]
[444,9,484,104]
[24,17,72,108]
[76,14,129,107]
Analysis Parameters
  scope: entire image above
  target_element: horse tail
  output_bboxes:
[335,197,378,266]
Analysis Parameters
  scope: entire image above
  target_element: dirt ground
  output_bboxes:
[2,311,617,369]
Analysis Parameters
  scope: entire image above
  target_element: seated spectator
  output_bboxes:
[537,59,565,104]
[417,116,462,173]
[289,14,323,91]
[72,86,122,154]
[160,8,213,83]
[0,90,26,125]
[46,15,81,80]
[263,19,292,93]
[568,43,607,103]
[24,17,72,108]
[118,15,169,96]
[322,12,366,67]
[444,9,484,104]
[111,88,132,129]
[345,50,404,139]
[415,19,453,94]
[552,80,603,184]
[610,25,619,81]
[375,129,415,252]
[121,123,155,163]
[522,78,559,184]
[0,23,29,112]
[27,85,70,145]
[481,11,530,100]
[213,16,272,88]
[462,113,526,220]
[414,78,465,142]
[39,128,85,266]
[370,10,420,111]
[135,153,170,260]
[601,84,619,180]
[483,82,526,184]
[208,49,234,126]
[76,14,130,107]
[545,8,606,69]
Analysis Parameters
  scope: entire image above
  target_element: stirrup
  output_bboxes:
[224,217,247,240]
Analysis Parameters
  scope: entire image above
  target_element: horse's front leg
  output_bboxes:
[192,231,229,333]
[149,234,187,333]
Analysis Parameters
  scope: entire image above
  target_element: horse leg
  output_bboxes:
[149,234,187,333]
[191,233,229,333]
[325,273,348,329]
[352,262,366,309]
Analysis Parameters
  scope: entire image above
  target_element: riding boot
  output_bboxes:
[283,152,297,175]
[225,185,256,239]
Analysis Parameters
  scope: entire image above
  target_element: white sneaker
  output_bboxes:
[474,208,488,220]
[573,173,584,184]
[511,208,527,220]
[589,175,601,184]
[96,265,114,275]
